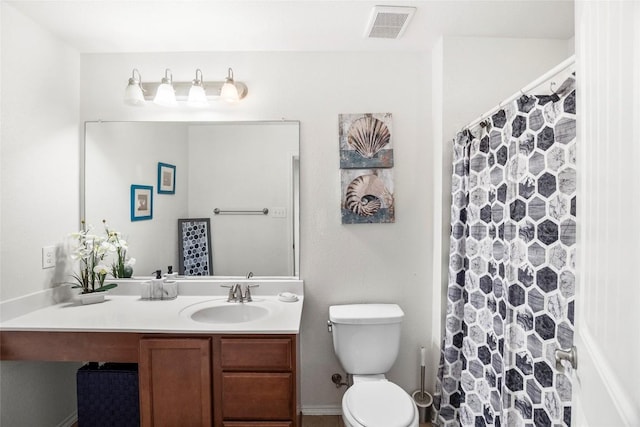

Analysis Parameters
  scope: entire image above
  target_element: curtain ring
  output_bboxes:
[519,89,529,101]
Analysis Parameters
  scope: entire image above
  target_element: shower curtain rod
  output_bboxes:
[465,54,576,130]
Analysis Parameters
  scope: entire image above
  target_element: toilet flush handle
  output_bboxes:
[327,320,333,333]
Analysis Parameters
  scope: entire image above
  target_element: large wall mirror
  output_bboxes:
[83,121,300,278]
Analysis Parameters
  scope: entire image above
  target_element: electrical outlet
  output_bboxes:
[271,207,287,218]
[42,246,56,269]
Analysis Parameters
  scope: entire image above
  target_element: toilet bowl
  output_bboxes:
[341,376,419,427]
[328,304,419,427]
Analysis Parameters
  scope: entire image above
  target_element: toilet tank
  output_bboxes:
[329,304,404,375]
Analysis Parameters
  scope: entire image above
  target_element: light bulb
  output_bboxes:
[220,67,240,103]
[220,82,239,103]
[124,69,145,106]
[187,69,208,107]
[153,69,177,107]
[124,83,145,106]
[188,85,208,107]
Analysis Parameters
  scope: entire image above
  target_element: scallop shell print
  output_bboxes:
[347,116,391,159]
[345,174,393,216]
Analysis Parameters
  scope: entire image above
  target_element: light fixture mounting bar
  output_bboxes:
[141,81,248,101]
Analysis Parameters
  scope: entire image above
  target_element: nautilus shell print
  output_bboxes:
[347,116,391,159]
[342,171,394,222]
[339,113,393,169]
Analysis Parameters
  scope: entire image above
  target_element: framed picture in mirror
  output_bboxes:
[178,218,213,276]
[158,162,176,194]
[130,184,153,221]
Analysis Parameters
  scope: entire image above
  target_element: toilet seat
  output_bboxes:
[342,380,418,427]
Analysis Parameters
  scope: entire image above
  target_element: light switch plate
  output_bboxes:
[271,207,286,218]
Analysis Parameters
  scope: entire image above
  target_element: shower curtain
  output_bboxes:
[434,72,576,427]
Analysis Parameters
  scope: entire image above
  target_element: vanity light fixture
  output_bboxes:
[220,68,239,103]
[123,69,145,106]
[153,69,177,107]
[187,69,208,107]
[124,67,248,107]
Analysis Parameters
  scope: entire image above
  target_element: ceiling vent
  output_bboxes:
[365,6,416,39]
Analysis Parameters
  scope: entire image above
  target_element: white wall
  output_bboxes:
[574,1,640,424]
[0,3,81,426]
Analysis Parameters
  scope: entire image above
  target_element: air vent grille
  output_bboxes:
[365,6,416,39]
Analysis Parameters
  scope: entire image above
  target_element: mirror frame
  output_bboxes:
[81,120,301,279]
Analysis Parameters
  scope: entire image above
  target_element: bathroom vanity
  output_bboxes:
[0,280,304,427]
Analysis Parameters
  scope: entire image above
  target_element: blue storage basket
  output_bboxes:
[76,363,139,427]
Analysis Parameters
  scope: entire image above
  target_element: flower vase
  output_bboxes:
[123,265,133,278]
[76,292,106,305]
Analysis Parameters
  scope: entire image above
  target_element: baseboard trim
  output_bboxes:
[301,405,342,416]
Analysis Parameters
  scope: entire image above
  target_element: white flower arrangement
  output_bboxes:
[103,221,135,278]
[70,220,122,294]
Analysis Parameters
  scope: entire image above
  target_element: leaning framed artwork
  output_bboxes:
[130,184,153,221]
[178,218,213,276]
[157,162,176,194]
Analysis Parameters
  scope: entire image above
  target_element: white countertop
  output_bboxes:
[0,279,304,334]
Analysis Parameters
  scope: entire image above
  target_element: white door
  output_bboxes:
[574,1,640,425]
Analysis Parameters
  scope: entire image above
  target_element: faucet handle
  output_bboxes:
[244,284,259,302]
[221,284,236,302]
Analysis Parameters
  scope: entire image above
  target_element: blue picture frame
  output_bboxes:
[157,162,176,194]
[131,184,153,221]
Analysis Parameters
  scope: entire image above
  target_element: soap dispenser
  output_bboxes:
[165,265,178,279]
[151,270,164,300]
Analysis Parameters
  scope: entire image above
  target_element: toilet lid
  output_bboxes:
[344,381,415,427]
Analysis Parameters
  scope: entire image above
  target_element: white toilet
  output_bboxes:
[329,304,419,427]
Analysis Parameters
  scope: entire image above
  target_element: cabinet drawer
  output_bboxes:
[221,338,292,370]
[223,423,292,427]
[222,372,293,420]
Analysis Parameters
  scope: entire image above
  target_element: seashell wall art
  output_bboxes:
[339,113,395,224]
[341,169,395,223]
[339,113,393,169]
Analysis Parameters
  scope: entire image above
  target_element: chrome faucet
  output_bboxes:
[221,282,259,303]
[222,284,240,302]
[233,284,244,302]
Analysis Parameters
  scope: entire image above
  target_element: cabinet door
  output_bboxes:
[139,337,212,427]
[222,372,293,420]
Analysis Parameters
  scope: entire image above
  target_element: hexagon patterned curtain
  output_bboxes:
[433,74,576,427]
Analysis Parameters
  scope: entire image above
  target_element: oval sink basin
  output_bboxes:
[189,304,270,324]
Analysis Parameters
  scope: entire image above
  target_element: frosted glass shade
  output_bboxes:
[154,83,177,107]
[124,83,145,106]
[220,82,239,103]
[187,84,208,107]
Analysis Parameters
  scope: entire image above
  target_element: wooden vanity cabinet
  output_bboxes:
[0,331,299,427]
[139,334,298,427]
